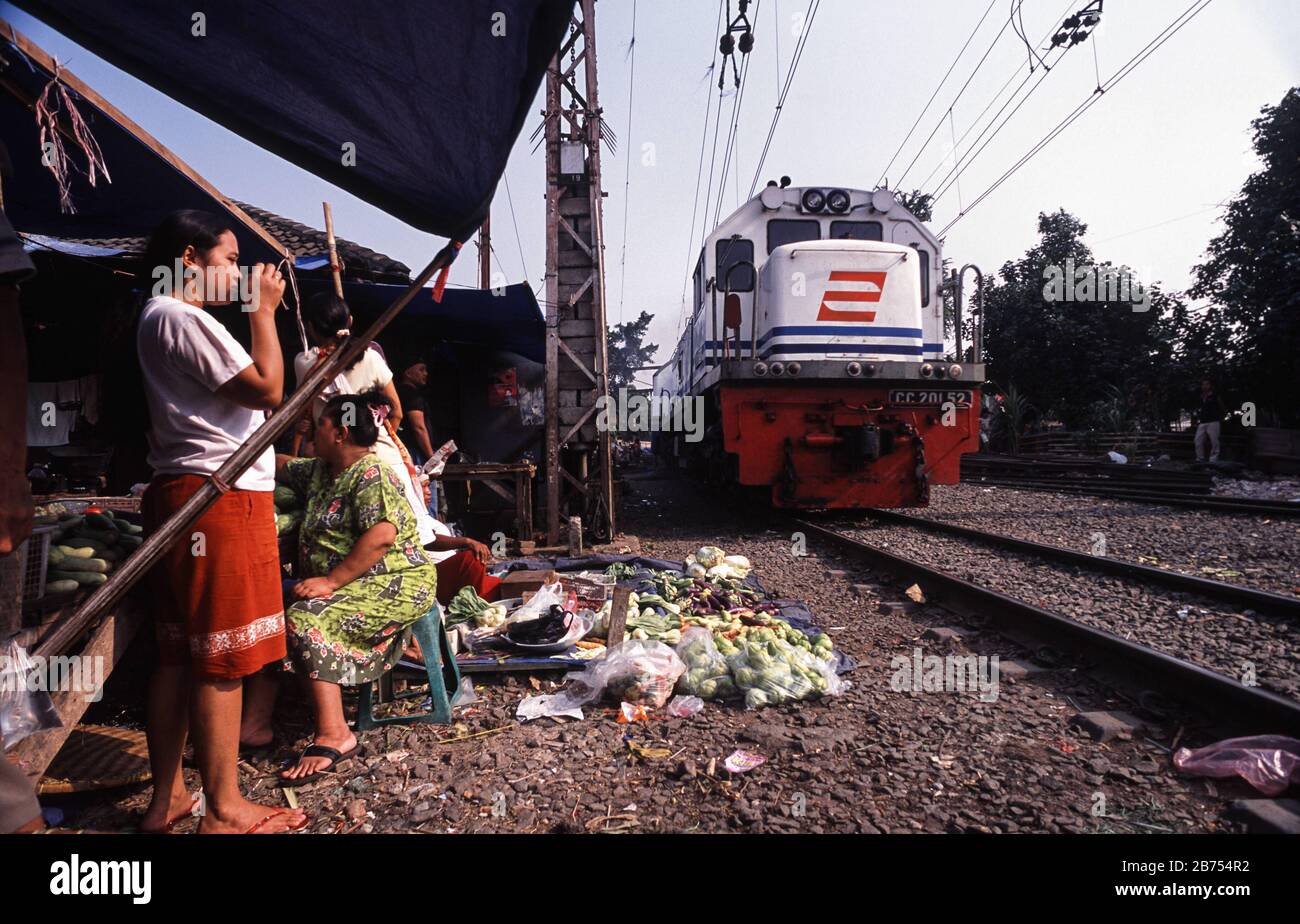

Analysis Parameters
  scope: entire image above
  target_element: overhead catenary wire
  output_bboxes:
[939,0,1216,236]
[874,0,999,189]
[615,0,638,323]
[711,0,762,229]
[678,0,728,327]
[746,0,821,198]
[913,0,1078,193]
[501,172,531,288]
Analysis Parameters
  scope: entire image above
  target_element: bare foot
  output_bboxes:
[198,797,307,834]
[278,731,358,783]
[139,790,199,833]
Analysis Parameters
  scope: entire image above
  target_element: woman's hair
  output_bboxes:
[139,210,233,287]
[303,291,364,370]
[319,389,391,448]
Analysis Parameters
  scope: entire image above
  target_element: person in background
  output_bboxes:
[395,359,435,464]
[0,162,44,834]
[1194,378,1226,463]
[293,293,435,546]
[136,210,306,834]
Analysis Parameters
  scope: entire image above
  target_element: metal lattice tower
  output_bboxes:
[543,0,614,544]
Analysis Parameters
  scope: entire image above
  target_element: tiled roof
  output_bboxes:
[43,202,411,283]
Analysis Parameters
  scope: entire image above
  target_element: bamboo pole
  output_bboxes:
[35,242,461,659]
[323,201,344,298]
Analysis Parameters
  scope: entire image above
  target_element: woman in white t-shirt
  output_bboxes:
[135,210,306,835]
[293,292,435,545]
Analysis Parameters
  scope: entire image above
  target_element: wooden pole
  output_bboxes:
[478,209,491,290]
[36,242,461,659]
[323,201,344,298]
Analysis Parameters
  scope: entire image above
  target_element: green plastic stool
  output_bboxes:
[355,603,461,729]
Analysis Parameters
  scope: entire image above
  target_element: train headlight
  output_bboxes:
[846,361,862,376]
[948,364,963,379]
[862,363,876,377]
[934,364,947,378]
[826,188,851,213]
[919,363,934,378]
[787,362,801,376]
[753,361,768,376]
[770,361,786,376]
[800,188,826,213]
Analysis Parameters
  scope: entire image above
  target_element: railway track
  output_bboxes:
[961,476,1300,517]
[793,517,1300,738]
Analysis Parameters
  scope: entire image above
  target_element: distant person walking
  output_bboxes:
[1194,379,1226,462]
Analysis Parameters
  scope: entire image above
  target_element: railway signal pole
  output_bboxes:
[543,0,615,545]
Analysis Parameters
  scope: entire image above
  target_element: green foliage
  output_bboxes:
[1188,87,1300,425]
[895,189,934,223]
[607,310,659,391]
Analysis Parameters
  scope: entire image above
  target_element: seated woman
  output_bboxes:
[274,391,439,784]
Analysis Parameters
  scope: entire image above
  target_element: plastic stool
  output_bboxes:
[355,603,461,729]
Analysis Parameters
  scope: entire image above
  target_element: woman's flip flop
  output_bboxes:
[246,808,310,834]
[277,742,358,787]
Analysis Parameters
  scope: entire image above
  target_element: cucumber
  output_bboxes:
[57,514,85,527]
[116,535,143,548]
[44,579,81,595]
[84,512,116,531]
[47,569,107,585]
[74,528,119,546]
[111,517,134,533]
[33,515,60,526]
[55,545,96,558]
[51,556,108,573]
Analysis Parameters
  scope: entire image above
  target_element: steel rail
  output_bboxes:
[794,518,1300,736]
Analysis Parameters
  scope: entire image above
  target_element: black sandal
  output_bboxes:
[278,742,358,787]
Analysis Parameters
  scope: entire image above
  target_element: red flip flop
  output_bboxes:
[246,808,309,834]
[137,795,200,834]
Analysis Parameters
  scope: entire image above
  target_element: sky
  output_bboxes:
[4,1,1298,386]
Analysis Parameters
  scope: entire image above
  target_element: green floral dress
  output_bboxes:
[278,454,438,685]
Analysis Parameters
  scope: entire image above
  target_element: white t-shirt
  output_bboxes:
[137,295,275,491]
[293,345,392,411]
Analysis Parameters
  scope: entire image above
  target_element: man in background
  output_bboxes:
[396,359,435,464]
[1194,378,1226,463]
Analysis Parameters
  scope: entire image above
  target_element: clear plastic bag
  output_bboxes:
[673,628,738,701]
[508,581,565,624]
[1,639,62,750]
[1172,735,1300,796]
[667,695,704,717]
[560,638,686,709]
[725,632,848,709]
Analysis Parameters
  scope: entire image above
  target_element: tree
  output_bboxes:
[895,189,934,223]
[979,209,1191,429]
[1188,87,1300,425]
[606,310,658,391]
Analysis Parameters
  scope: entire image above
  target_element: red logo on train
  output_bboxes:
[816,270,887,322]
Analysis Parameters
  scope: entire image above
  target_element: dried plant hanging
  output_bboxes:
[34,64,112,214]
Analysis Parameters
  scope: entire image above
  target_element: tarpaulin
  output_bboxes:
[11,0,575,238]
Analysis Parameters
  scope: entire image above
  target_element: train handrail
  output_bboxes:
[717,259,756,360]
[958,264,984,363]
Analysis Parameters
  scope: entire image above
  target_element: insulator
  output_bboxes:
[738,30,754,54]
[1051,30,1069,46]
[1063,14,1080,28]
[720,33,735,56]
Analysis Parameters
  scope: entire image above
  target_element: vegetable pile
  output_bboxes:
[446,586,507,628]
[37,507,144,595]
[589,548,845,709]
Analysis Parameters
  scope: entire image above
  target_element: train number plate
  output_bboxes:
[889,389,974,407]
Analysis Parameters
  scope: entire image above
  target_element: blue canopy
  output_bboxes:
[11,0,574,239]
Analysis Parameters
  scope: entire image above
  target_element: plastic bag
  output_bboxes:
[1,639,62,750]
[517,694,584,722]
[666,695,704,718]
[673,628,738,701]
[1172,735,1300,796]
[561,639,686,708]
[508,581,565,624]
[725,632,848,709]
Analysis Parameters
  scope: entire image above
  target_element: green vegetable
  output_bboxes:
[47,569,107,585]
[44,579,81,595]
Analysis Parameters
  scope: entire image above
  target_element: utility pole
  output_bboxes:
[478,210,491,290]
[542,0,615,545]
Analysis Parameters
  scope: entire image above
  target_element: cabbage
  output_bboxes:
[694,546,726,568]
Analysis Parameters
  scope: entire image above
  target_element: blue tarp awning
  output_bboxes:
[11,0,574,239]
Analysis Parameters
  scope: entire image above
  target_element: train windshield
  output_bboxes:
[767,219,821,253]
[716,237,755,291]
[829,220,883,241]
